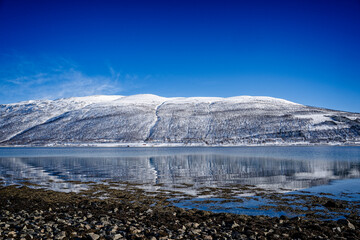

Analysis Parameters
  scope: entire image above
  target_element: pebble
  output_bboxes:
[348,222,356,230]
[0,186,359,240]
[231,222,239,228]
[87,232,100,240]
[54,231,66,239]
[113,233,123,239]
[8,231,17,236]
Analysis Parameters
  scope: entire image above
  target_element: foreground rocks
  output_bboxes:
[0,185,359,239]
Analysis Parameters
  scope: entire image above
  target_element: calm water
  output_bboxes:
[0,146,359,193]
[1,146,359,217]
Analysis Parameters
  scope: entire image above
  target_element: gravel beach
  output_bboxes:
[0,183,359,240]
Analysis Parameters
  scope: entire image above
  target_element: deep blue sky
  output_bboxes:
[0,0,359,112]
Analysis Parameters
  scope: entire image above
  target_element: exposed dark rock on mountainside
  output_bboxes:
[1,94,359,146]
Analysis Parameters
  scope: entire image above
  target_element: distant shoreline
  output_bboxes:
[1,142,360,148]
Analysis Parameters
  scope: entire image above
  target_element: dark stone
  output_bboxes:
[324,200,342,208]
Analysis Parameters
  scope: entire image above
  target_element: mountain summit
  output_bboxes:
[1,94,359,146]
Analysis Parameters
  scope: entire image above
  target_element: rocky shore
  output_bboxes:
[0,184,359,240]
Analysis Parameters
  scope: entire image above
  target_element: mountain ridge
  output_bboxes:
[1,94,359,146]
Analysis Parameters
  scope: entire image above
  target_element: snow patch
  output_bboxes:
[294,114,332,124]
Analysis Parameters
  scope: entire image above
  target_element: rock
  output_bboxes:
[129,226,141,234]
[265,229,274,235]
[191,229,202,234]
[54,231,66,239]
[348,222,356,230]
[337,219,355,229]
[109,225,118,232]
[231,222,239,229]
[324,200,342,208]
[27,234,34,239]
[290,217,301,221]
[8,231,17,237]
[87,232,100,240]
[95,224,104,229]
[113,233,123,240]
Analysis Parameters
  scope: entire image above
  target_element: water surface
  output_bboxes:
[1,146,359,216]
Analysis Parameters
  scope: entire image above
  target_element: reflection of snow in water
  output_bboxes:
[0,147,359,194]
[1,158,88,192]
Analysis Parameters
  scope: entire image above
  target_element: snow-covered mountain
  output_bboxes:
[1,94,359,146]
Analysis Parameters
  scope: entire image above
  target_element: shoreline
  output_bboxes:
[1,142,360,148]
[1,183,359,239]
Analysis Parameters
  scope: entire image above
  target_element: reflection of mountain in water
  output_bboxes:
[0,154,359,192]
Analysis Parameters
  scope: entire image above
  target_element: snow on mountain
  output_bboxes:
[0,94,359,146]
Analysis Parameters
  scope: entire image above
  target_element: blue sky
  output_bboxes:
[0,0,359,112]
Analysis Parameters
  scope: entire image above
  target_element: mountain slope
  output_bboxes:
[1,94,359,146]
